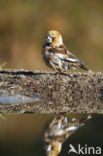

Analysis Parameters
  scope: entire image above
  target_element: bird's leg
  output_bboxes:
[49,61,59,74]
[50,61,56,71]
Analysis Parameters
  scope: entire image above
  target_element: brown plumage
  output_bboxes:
[42,115,91,156]
[42,30,88,73]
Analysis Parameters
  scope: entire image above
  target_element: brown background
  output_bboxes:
[0,0,103,71]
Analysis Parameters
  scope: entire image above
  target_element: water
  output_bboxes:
[0,114,103,156]
[0,90,102,155]
[0,94,40,104]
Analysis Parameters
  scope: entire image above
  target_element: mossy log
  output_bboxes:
[0,70,103,114]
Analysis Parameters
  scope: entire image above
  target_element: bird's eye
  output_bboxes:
[52,37,55,40]
[51,146,54,150]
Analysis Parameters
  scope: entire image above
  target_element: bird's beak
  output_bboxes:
[45,35,52,43]
[45,144,51,152]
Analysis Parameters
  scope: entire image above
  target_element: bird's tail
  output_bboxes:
[64,57,88,71]
[79,62,88,71]
[69,61,88,71]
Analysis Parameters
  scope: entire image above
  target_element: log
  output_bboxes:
[0,70,103,114]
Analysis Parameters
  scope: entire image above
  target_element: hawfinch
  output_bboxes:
[43,115,91,156]
[42,30,88,73]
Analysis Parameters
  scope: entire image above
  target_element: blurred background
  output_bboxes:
[0,0,103,71]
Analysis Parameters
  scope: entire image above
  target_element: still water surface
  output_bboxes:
[0,113,103,156]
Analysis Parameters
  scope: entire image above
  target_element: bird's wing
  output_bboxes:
[42,44,88,70]
[53,44,82,64]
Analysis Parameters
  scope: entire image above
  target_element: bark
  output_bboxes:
[0,70,103,114]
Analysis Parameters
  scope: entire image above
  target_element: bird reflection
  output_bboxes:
[42,115,91,156]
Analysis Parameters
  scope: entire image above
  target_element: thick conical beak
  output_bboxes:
[45,35,52,43]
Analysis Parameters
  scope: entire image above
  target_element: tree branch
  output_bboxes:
[0,70,103,114]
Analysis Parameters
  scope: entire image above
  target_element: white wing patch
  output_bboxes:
[55,52,80,63]
[66,57,79,62]
[66,126,79,132]
[55,53,65,59]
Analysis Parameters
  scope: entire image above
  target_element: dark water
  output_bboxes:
[0,113,103,156]
[0,91,102,156]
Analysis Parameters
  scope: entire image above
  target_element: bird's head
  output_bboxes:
[45,141,62,156]
[45,30,63,46]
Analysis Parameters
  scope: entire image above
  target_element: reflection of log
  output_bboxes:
[0,70,103,114]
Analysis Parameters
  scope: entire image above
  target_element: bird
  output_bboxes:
[42,115,91,156]
[42,30,88,73]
